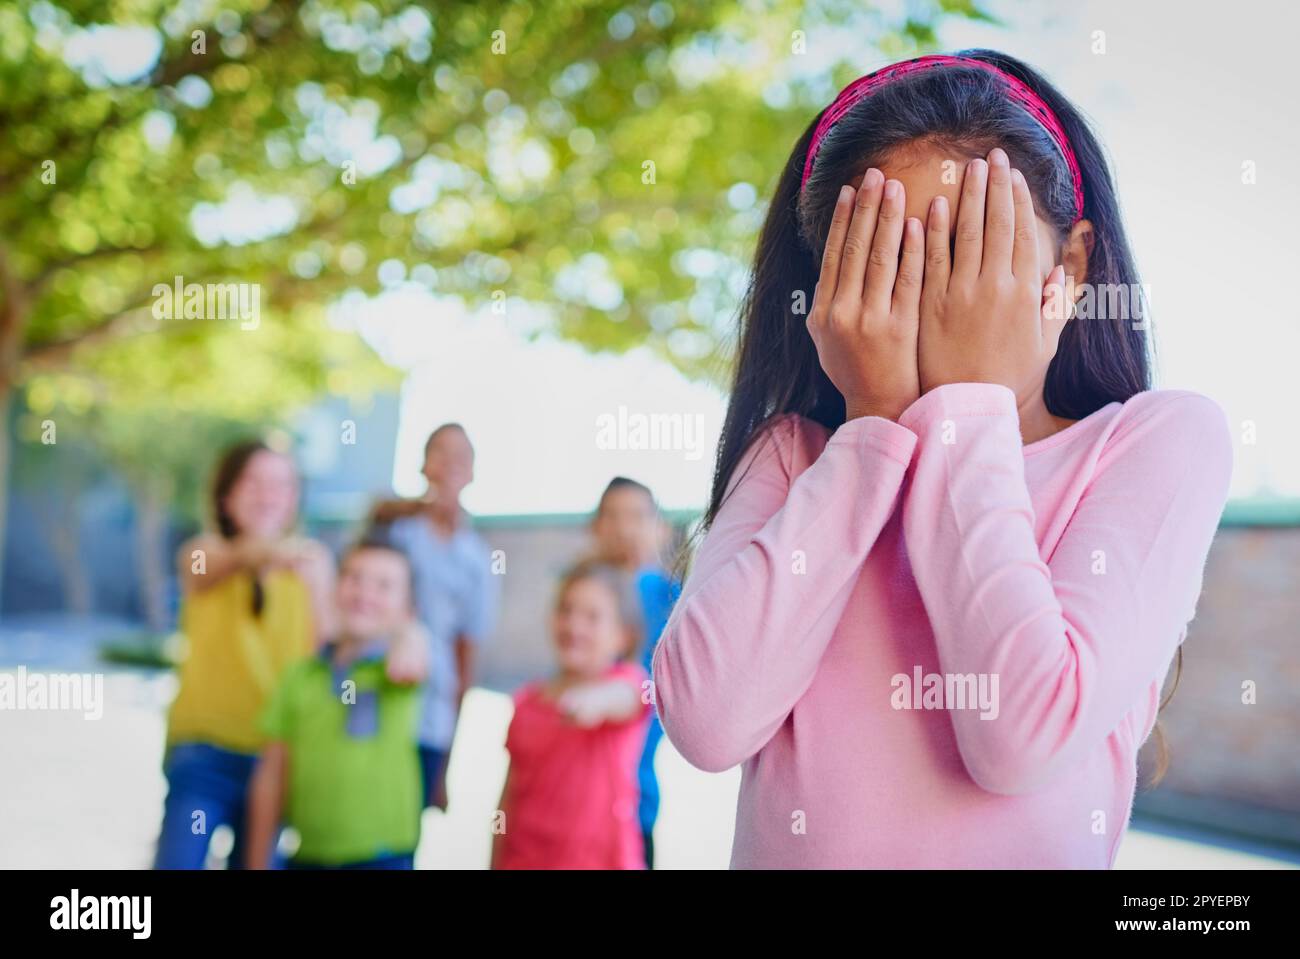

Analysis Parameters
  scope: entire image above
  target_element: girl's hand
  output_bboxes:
[232,535,281,570]
[245,536,316,573]
[918,149,1069,403]
[807,169,925,422]
[280,538,328,573]
[274,538,339,646]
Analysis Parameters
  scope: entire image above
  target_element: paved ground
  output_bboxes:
[2,661,1296,870]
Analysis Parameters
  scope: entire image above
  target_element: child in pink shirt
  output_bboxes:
[493,562,651,870]
[652,51,1234,868]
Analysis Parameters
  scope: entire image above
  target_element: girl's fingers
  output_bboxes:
[982,148,1014,274]
[816,184,856,307]
[1010,167,1039,279]
[863,178,906,315]
[891,216,925,320]
[1041,263,1069,351]
[922,194,951,305]
[838,168,885,301]
[952,157,987,282]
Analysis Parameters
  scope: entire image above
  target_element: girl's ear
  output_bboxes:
[1061,218,1094,291]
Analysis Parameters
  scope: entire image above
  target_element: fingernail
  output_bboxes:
[969,158,986,175]
[990,148,1008,166]
[1011,168,1025,185]
[884,179,900,200]
[864,168,883,188]
[839,185,854,202]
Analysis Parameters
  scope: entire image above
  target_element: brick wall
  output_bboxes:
[1135,525,1300,844]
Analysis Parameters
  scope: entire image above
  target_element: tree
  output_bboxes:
[0,0,987,608]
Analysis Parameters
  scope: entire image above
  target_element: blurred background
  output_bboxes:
[1,0,1297,868]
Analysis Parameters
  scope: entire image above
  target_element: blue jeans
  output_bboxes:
[154,742,262,870]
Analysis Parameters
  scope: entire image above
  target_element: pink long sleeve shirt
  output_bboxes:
[652,383,1233,868]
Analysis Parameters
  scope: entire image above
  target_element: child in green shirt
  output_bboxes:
[245,540,427,869]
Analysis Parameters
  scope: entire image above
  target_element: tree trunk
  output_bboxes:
[48,503,93,615]
[0,389,9,615]
[0,241,28,617]
[133,476,172,632]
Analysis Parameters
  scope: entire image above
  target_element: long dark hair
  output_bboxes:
[211,439,293,616]
[212,440,274,539]
[702,49,1173,780]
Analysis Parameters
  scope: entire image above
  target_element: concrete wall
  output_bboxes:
[474,518,596,692]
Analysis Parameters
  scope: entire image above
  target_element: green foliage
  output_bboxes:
[0,0,978,501]
[0,0,989,634]
[99,630,181,669]
[2,3,977,389]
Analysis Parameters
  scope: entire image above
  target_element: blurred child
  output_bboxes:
[369,423,499,813]
[244,541,427,870]
[155,440,334,870]
[492,561,650,870]
[156,441,426,870]
[589,477,680,869]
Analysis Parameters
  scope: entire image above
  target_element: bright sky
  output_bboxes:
[60,0,1299,513]
[369,0,1299,513]
[352,294,727,513]
[933,0,1300,502]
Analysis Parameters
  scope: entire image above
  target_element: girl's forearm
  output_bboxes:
[368,497,426,525]
[177,535,262,593]
[899,385,1232,795]
[653,414,916,773]
[588,679,643,722]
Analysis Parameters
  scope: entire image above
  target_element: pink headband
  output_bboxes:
[801,54,1085,222]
